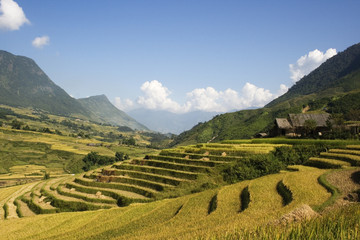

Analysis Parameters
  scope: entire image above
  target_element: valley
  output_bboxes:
[0,35,359,239]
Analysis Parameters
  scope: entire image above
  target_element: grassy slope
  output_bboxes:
[0,131,156,174]
[0,166,331,239]
[171,43,360,146]
[77,95,148,131]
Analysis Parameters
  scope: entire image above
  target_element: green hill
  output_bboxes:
[0,50,148,130]
[78,95,148,131]
[0,50,89,117]
[172,42,360,146]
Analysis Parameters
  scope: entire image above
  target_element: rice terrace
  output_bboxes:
[1,1,360,239]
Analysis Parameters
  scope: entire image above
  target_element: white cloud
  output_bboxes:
[114,97,134,111]
[128,80,287,113]
[186,87,222,112]
[32,35,50,48]
[289,48,337,82]
[137,80,185,113]
[0,0,29,31]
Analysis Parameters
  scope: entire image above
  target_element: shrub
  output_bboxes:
[3,203,9,219]
[222,154,283,183]
[117,196,131,207]
[273,145,328,165]
[82,152,115,171]
[276,180,293,206]
[239,186,250,212]
[208,194,218,214]
[115,152,129,162]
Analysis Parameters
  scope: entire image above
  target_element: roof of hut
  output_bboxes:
[288,113,330,127]
[275,118,292,129]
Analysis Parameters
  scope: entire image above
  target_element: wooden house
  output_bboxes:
[274,113,331,137]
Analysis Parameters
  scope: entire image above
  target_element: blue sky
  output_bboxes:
[1,0,360,113]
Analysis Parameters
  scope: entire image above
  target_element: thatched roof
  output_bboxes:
[288,113,330,127]
[275,118,292,129]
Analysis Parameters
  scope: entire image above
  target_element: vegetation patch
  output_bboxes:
[314,171,341,212]
[222,154,283,183]
[276,180,293,206]
[239,186,250,212]
[3,202,9,219]
[208,193,218,214]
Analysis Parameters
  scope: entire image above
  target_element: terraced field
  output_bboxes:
[0,165,341,239]
[0,143,284,217]
[0,141,359,239]
[308,145,360,168]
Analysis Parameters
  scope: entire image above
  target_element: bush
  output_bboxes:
[3,203,9,219]
[240,186,250,212]
[208,194,218,214]
[222,154,283,183]
[117,196,131,207]
[115,152,129,162]
[276,180,293,206]
[273,145,328,165]
[82,152,115,171]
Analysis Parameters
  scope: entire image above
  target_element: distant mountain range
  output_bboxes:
[0,50,147,131]
[78,95,148,131]
[172,42,360,146]
[128,109,218,134]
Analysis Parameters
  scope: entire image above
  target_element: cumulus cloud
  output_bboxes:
[0,0,29,30]
[128,80,287,113]
[137,80,185,113]
[186,87,222,112]
[114,97,134,111]
[32,35,50,48]
[289,48,337,82]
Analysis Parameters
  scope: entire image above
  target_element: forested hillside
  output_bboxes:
[171,42,360,146]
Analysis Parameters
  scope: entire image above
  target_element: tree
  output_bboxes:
[304,119,317,137]
[123,137,136,146]
[11,119,23,129]
[115,152,130,162]
[82,152,115,171]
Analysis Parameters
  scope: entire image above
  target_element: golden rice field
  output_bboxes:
[0,165,333,239]
[0,140,359,239]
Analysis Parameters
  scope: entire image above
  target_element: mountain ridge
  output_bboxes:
[78,95,148,131]
[0,50,148,130]
[171,42,360,146]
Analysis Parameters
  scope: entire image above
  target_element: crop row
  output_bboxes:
[147,154,224,167]
[159,150,241,162]
[102,169,184,186]
[307,157,351,169]
[319,152,360,166]
[74,177,156,199]
[113,163,198,180]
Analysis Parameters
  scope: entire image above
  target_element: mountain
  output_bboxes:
[78,95,148,131]
[0,50,88,116]
[128,109,217,134]
[0,50,148,130]
[171,42,360,146]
